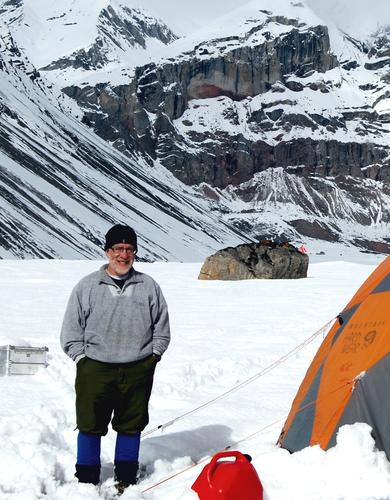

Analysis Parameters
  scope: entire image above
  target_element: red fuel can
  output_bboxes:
[191,451,263,500]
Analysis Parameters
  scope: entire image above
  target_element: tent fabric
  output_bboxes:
[278,256,390,458]
[327,354,390,452]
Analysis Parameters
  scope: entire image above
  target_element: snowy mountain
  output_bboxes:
[1,0,390,258]
[205,169,390,254]
[0,21,246,260]
[0,0,177,86]
[40,6,176,71]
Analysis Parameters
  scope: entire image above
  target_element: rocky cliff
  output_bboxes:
[58,6,390,249]
[63,11,390,191]
[2,0,390,255]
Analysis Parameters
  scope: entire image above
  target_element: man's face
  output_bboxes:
[105,243,136,277]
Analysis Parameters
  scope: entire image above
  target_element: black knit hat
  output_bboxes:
[104,224,138,252]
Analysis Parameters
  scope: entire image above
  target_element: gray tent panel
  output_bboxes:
[281,364,324,452]
[327,353,390,459]
[373,273,390,293]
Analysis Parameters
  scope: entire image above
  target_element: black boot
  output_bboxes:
[114,460,138,494]
[75,464,100,485]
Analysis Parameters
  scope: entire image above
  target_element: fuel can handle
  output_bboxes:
[207,451,249,485]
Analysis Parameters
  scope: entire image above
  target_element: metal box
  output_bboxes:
[0,345,49,376]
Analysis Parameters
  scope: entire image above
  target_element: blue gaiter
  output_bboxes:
[115,432,141,462]
[77,431,101,466]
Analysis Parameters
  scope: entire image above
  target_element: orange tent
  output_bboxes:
[278,256,390,457]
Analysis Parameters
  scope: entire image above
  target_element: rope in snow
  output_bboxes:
[141,458,209,494]
[141,417,287,494]
[142,317,335,438]
[226,379,354,448]
[141,376,353,495]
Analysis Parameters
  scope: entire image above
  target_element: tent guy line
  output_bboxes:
[141,375,355,495]
[141,317,335,439]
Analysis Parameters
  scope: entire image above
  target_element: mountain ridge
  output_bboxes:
[1,0,390,258]
[0,19,246,259]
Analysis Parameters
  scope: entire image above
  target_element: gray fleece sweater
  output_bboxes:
[60,265,170,363]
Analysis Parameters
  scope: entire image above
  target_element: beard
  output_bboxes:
[108,258,133,277]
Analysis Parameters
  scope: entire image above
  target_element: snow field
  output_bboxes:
[1,257,390,499]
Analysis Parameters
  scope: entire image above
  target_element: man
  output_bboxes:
[60,224,170,492]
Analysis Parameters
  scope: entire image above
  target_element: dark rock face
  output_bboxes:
[63,18,390,190]
[129,23,337,112]
[289,219,340,242]
[63,22,343,177]
[353,240,390,254]
[198,241,309,280]
[155,137,386,188]
[147,26,337,104]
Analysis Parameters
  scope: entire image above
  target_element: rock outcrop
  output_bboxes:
[63,16,390,190]
[41,6,390,250]
[198,241,309,280]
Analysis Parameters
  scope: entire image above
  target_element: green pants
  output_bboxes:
[75,355,157,436]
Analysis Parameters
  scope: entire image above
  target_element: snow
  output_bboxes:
[6,0,389,90]
[15,0,390,48]
[306,0,390,40]
[13,0,108,68]
[151,0,325,66]
[1,255,390,499]
[375,98,390,116]
[117,0,241,37]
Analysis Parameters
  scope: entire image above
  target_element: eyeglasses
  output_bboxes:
[110,246,136,255]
